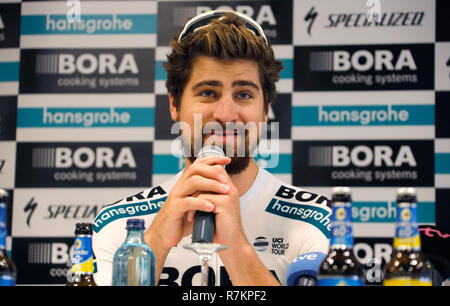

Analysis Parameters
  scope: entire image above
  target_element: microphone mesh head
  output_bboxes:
[197,145,225,158]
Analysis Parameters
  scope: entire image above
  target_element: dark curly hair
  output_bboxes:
[163,13,284,113]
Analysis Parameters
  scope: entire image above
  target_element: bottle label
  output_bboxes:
[0,275,15,286]
[0,204,6,249]
[384,277,432,286]
[71,236,94,274]
[394,206,420,249]
[330,204,353,247]
[318,276,364,286]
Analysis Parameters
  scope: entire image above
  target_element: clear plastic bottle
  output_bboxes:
[112,218,155,286]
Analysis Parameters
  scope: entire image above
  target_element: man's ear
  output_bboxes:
[169,93,179,121]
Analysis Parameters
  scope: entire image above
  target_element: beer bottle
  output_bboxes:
[383,188,431,286]
[0,189,16,286]
[318,187,365,286]
[67,223,97,286]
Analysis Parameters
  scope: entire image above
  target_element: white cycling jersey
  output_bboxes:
[92,167,332,286]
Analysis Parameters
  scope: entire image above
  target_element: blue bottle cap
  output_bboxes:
[126,218,145,229]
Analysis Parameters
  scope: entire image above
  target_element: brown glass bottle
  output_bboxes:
[66,223,97,286]
[383,188,431,286]
[317,187,365,286]
[0,189,16,286]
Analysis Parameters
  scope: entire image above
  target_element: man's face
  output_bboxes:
[170,55,269,174]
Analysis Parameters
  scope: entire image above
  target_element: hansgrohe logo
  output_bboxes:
[46,14,133,34]
[318,104,409,126]
[293,104,434,127]
[265,198,331,238]
[93,197,167,233]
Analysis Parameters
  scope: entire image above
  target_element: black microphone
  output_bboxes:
[419,225,450,285]
[192,145,226,244]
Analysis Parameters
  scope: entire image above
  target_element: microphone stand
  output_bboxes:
[183,241,227,286]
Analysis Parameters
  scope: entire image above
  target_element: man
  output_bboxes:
[92,10,331,286]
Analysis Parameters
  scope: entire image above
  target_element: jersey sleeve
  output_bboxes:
[91,182,174,285]
[92,215,127,286]
[296,222,330,256]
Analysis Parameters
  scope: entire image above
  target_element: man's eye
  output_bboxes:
[238,92,252,99]
[200,90,215,98]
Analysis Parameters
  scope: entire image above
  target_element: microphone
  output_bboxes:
[192,145,226,244]
[419,225,450,285]
[286,252,327,286]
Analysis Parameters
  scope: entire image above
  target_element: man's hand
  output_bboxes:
[143,155,230,282]
[196,172,247,249]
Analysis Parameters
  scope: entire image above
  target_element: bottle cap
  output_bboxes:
[397,187,417,203]
[331,186,352,203]
[75,223,93,235]
[126,218,145,229]
[0,188,8,201]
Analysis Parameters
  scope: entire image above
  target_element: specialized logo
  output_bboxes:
[24,197,38,228]
[307,9,425,36]
[304,7,318,36]
[22,197,105,230]
[295,0,432,46]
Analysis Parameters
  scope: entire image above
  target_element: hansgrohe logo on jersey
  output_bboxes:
[93,196,167,233]
[265,199,331,238]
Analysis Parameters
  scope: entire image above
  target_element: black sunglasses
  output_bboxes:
[177,9,269,45]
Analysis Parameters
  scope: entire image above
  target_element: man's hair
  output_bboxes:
[163,13,284,113]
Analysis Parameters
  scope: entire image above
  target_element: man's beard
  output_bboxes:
[188,155,250,175]
[187,131,253,175]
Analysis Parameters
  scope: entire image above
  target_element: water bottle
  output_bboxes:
[112,218,155,286]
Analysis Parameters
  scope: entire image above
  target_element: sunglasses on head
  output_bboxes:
[177,9,269,45]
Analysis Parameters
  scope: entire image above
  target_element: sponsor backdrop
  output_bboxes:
[0,0,448,285]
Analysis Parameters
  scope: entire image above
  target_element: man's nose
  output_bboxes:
[212,93,238,124]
